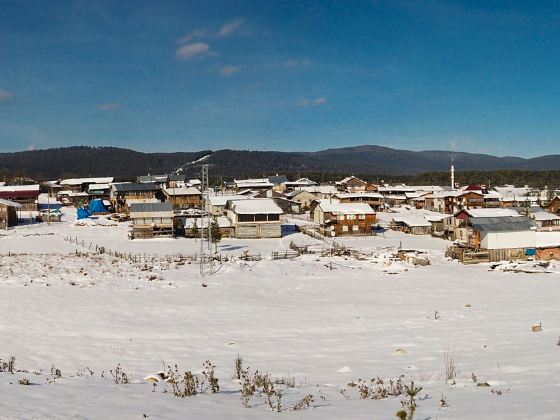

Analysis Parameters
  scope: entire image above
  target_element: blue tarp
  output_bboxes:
[89,199,109,214]
[77,208,90,219]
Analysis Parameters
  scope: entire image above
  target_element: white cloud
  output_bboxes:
[98,102,122,111]
[177,18,246,44]
[217,18,245,37]
[220,65,240,76]
[27,144,36,151]
[175,42,211,61]
[299,97,327,107]
[0,88,13,102]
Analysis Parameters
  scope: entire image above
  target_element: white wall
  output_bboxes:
[480,231,536,250]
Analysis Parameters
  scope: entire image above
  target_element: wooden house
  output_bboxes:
[111,182,159,213]
[163,187,202,209]
[548,196,560,215]
[0,184,40,211]
[180,216,233,238]
[0,198,20,229]
[335,192,384,211]
[335,176,368,192]
[60,177,114,193]
[310,201,376,236]
[129,202,174,239]
[225,198,283,239]
[529,207,560,230]
[391,215,432,235]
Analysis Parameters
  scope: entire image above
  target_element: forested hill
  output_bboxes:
[1,145,559,181]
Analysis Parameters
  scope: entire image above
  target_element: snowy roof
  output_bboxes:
[384,194,408,200]
[88,183,110,191]
[317,202,375,215]
[284,178,317,187]
[163,187,201,196]
[470,216,536,232]
[336,192,384,199]
[60,177,113,185]
[378,186,417,193]
[0,198,22,208]
[267,175,289,184]
[294,185,338,194]
[208,195,251,207]
[392,215,431,227]
[235,180,274,189]
[456,208,521,218]
[226,198,283,214]
[337,176,366,185]
[0,184,40,192]
[530,210,560,222]
[188,179,202,185]
[137,175,168,183]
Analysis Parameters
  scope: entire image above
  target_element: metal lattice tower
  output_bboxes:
[199,164,213,276]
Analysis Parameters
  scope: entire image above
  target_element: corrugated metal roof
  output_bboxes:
[470,216,536,233]
[130,202,173,213]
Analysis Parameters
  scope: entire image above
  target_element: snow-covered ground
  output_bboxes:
[1,208,560,419]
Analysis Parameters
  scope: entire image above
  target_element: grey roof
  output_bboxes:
[130,202,173,213]
[113,182,158,192]
[470,216,536,233]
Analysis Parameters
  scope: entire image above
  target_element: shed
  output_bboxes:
[0,198,20,229]
[225,198,283,238]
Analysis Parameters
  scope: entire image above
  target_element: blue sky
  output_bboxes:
[0,0,559,156]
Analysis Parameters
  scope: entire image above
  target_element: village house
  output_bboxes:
[111,182,160,213]
[452,216,537,262]
[129,202,174,239]
[60,177,114,193]
[528,206,560,230]
[57,190,89,206]
[547,196,560,215]
[390,215,432,235]
[335,176,368,192]
[225,198,283,239]
[163,186,202,209]
[310,200,376,237]
[335,192,384,211]
[283,178,317,190]
[0,184,40,211]
[0,198,20,229]
[206,194,252,216]
[87,183,111,200]
[234,178,274,192]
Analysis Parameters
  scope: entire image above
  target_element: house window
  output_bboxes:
[359,214,365,220]
[353,225,359,231]
[347,214,355,220]
[238,214,254,222]
[255,214,267,222]
[267,214,280,221]
[342,225,349,232]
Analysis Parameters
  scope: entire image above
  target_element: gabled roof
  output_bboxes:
[163,187,201,196]
[60,177,113,186]
[130,202,173,213]
[207,195,251,206]
[316,201,375,215]
[455,208,521,218]
[335,192,384,199]
[392,215,431,227]
[225,198,283,214]
[112,182,158,192]
[137,175,168,183]
[469,216,536,233]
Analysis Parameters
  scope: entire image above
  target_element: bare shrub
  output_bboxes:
[354,376,405,400]
[234,354,243,380]
[443,346,459,382]
[292,394,314,411]
[110,364,129,384]
[0,356,16,374]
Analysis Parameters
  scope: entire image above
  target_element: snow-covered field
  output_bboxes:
[1,209,560,419]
